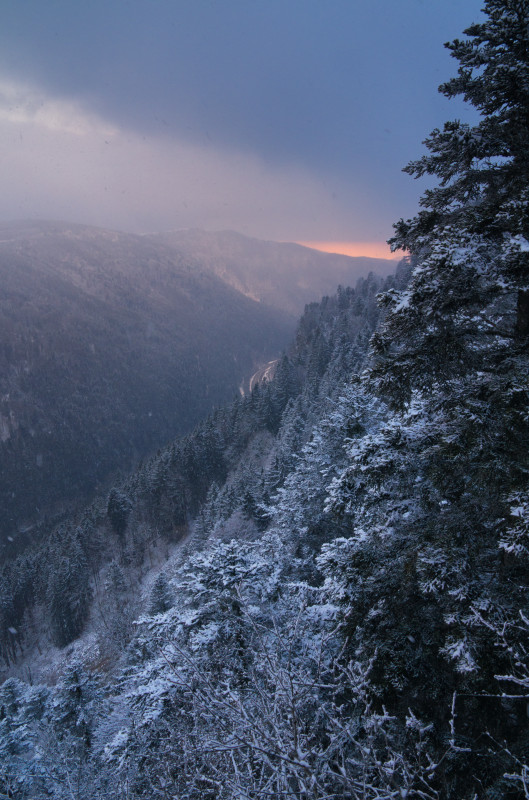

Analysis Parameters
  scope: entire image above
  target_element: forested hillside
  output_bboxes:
[0,221,293,549]
[1,2,529,798]
[0,265,392,786]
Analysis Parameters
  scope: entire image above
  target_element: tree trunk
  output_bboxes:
[515,289,529,341]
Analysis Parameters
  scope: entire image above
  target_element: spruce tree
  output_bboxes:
[149,572,174,615]
[390,0,529,251]
[327,3,529,793]
[107,488,132,538]
[47,535,92,647]
[375,0,529,403]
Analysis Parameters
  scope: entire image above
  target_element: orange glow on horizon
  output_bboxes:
[298,240,400,260]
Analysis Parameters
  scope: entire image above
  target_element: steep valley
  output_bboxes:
[0,221,296,549]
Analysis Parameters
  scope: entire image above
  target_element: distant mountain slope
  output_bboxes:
[149,228,396,317]
[0,220,294,543]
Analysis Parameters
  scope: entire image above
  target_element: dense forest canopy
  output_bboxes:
[1,2,529,798]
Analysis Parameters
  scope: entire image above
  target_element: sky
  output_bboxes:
[0,0,485,257]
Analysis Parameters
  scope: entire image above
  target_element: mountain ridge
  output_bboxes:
[148,227,396,317]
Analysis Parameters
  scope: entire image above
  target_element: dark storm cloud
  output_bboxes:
[0,0,484,241]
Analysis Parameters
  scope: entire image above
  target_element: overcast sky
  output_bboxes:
[0,0,484,255]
